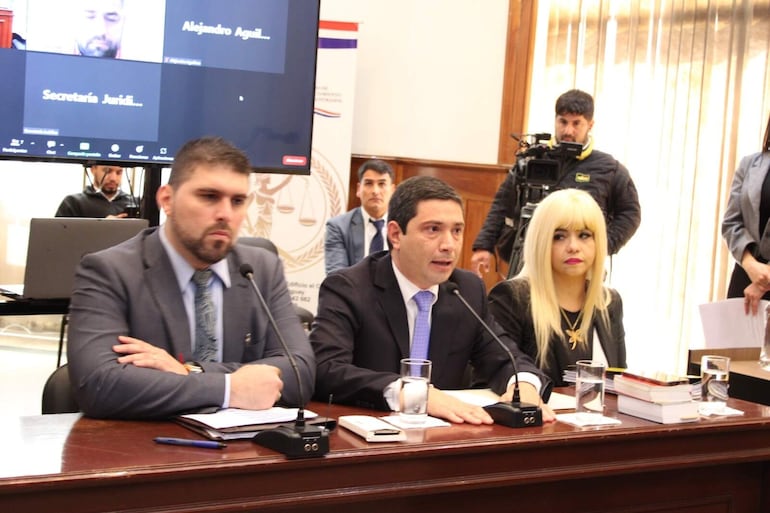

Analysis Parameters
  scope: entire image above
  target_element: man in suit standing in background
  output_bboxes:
[324,159,395,274]
[311,175,554,424]
[67,137,315,419]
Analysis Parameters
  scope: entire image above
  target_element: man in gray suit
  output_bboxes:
[67,137,315,419]
[324,159,395,274]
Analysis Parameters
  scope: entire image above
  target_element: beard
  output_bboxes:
[171,220,233,265]
[100,182,119,195]
[78,38,119,58]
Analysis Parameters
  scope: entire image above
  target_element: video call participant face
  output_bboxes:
[389,199,465,290]
[91,165,124,195]
[356,169,395,220]
[75,0,125,58]
[157,164,250,269]
[554,112,594,146]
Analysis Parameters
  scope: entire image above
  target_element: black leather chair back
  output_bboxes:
[238,236,314,331]
[42,364,80,414]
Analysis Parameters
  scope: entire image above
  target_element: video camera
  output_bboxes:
[502,133,584,277]
[512,133,583,187]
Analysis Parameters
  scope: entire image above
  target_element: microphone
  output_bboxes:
[239,263,329,458]
[445,282,542,428]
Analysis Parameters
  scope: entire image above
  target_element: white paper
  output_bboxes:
[180,407,317,429]
[696,298,768,349]
[547,391,577,411]
[697,403,744,417]
[443,389,498,407]
[556,412,622,427]
[442,389,575,411]
[381,414,450,429]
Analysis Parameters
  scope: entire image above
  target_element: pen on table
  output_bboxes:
[154,437,226,449]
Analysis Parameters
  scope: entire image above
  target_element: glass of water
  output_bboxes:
[701,355,730,410]
[575,360,606,420]
[398,358,432,425]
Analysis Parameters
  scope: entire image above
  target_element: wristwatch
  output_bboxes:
[184,362,204,374]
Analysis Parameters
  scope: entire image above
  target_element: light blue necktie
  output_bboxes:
[370,218,385,253]
[411,290,434,360]
[192,269,217,362]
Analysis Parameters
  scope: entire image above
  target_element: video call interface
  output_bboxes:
[0,0,319,172]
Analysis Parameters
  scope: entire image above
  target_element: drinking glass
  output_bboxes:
[701,355,730,410]
[398,358,432,425]
[575,360,605,420]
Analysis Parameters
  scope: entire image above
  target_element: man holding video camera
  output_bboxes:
[471,89,641,277]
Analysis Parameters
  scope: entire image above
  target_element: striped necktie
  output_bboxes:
[192,269,217,362]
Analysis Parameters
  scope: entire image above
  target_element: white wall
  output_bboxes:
[0,160,83,283]
[320,0,362,20]
[335,0,510,164]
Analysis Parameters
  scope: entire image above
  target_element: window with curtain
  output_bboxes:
[526,0,770,372]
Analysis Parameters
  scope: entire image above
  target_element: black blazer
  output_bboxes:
[310,252,550,410]
[488,278,627,386]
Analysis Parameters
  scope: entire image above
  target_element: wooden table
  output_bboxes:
[731,360,770,380]
[689,351,770,406]
[2,395,770,513]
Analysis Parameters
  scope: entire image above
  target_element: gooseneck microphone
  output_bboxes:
[445,282,542,428]
[239,263,329,458]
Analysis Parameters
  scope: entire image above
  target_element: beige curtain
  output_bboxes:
[527,0,770,372]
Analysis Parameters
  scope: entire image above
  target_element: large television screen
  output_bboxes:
[0,0,319,173]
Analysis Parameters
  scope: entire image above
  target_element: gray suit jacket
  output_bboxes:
[324,207,365,274]
[67,227,315,419]
[723,152,770,262]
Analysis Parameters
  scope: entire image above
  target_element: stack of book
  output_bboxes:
[614,371,699,424]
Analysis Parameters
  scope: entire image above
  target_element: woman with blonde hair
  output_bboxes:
[488,188,626,385]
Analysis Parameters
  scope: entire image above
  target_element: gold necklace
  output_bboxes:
[559,308,584,349]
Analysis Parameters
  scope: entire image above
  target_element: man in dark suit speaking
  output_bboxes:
[67,137,315,419]
[311,176,554,424]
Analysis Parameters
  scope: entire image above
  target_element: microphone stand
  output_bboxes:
[240,264,329,458]
[447,283,542,428]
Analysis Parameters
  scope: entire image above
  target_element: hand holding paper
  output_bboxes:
[697,298,768,349]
